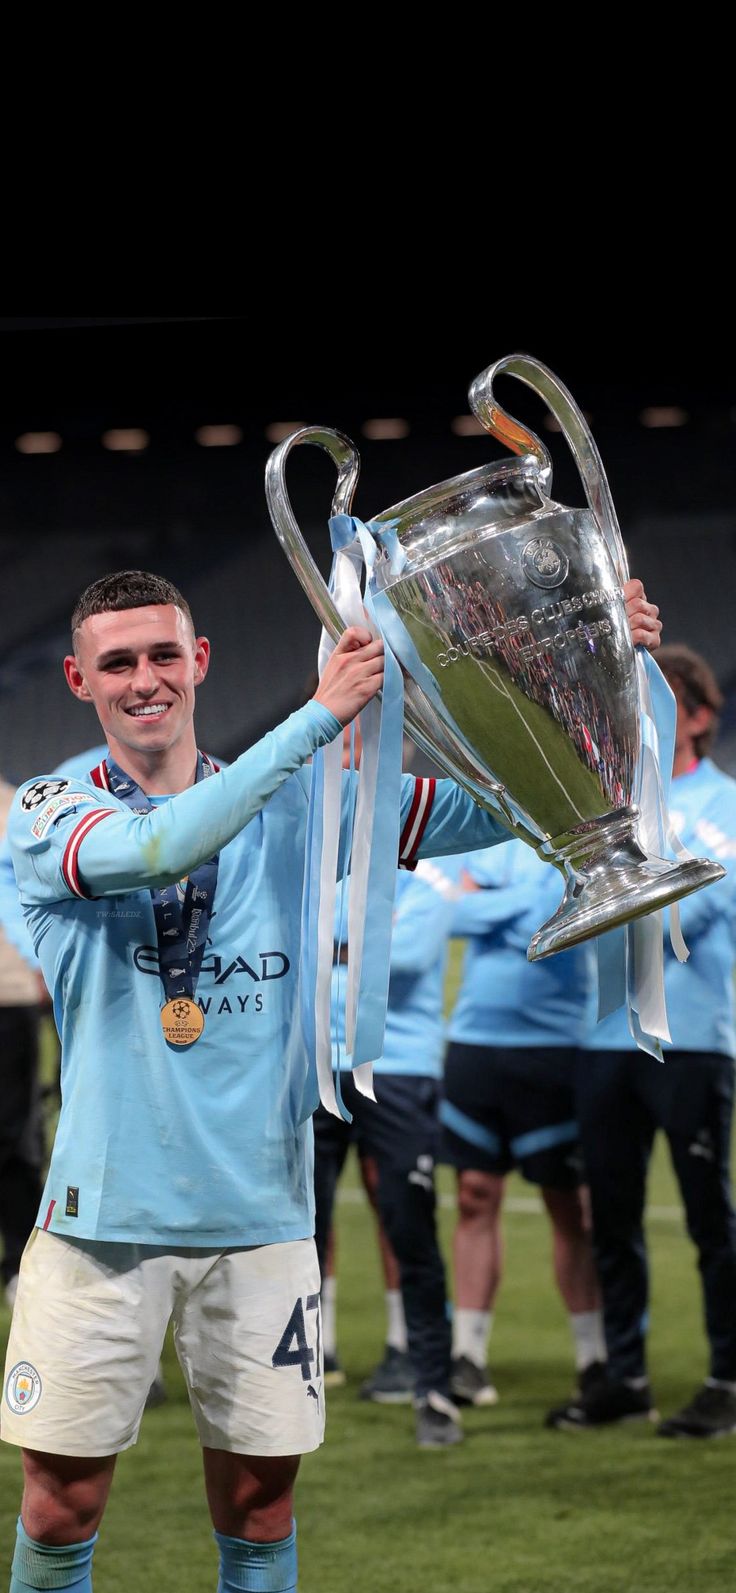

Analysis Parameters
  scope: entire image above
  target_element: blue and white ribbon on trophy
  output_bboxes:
[301,511,691,1094]
[596,650,692,1060]
[300,514,406,1119]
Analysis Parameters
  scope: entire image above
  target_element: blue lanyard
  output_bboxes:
[104,753,220,1005]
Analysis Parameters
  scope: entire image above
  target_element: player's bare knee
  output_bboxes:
[204,1451,299,1539]
[21,1452,112,1543]
[457,1170,501,1222]
[542,1185,586,1238]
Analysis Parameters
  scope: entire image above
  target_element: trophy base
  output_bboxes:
[528,809,725,961]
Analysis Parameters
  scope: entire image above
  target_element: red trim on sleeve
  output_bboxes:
[42,1199,56,1231]
[398,777,436,869]
[61,809,115,898]
[399,780,422,858]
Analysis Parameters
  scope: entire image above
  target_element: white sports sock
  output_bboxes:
[322,1276,337,1357]
[452,1308,493,1367]
[385,1290,407,1352]
[569,1310,606,1371]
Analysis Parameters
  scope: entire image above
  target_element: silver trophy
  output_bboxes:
[265,353,724,958]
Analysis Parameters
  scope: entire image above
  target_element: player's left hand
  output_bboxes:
[624,577,662,651]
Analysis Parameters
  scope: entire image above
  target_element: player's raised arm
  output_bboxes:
[10,700,342,903]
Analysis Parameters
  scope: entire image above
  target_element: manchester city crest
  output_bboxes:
[5,1360,42,1415]
[521,538,570,590]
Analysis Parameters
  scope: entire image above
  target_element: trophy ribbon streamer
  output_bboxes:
[596,651,692,1060]
[301,514,404,1119]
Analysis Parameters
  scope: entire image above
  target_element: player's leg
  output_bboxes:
[2,1230,172,1589]
[550,1049,658,1429]
[203,1452,300,1592]
[440,1041,512,1406]
[656,1050,736,1438]
[356,1153,412,1403]
[312,1103,352,1282]
[312,1099,352,1385]
[9,1453,115,1591]
[364,1074,460,1446]
[540,1186,606,1393]
[179,1238,323,1590]
[450,1169,504,1404]
[320,1226,344,1386]
[501,1044,607,1403]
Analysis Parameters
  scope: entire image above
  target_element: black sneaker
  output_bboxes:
[545,1377,657,1431]
[359,1345,414,1404]
[415,1391,463,1449]
[657,1383,736,1439]
[542,1360,607,1428]
[450,1354,498,1407]
[578,1359,608,1397]
[323,1353,346,1389]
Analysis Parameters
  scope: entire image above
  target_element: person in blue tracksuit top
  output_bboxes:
[1,568,515,1593]
[314,853,463,1449]
[549,644,736,1438]
[440,840,607,1416]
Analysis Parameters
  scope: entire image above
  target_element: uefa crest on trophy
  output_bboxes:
[265,354,723,959]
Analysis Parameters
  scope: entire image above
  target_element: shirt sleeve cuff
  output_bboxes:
[297,700,343,746]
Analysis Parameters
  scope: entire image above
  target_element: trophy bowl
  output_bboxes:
[265,355,724,959]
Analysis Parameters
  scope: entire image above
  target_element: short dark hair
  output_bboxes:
[71,570,195,647]
[657,643,723,757]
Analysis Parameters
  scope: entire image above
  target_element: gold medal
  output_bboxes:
[160,997,205,1046]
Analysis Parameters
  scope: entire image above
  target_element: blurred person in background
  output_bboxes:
[441,842,606,1415]
[550,644,736,1438]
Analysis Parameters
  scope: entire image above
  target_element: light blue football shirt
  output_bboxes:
[587,758,736,1056]
[331,857,462,1079]
[448,841,597,1048]
[8,718,509,1247]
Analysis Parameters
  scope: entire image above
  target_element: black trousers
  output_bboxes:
[575,1047,736,1382]
[313,1072,451,1400]
[0,1006,43,1286]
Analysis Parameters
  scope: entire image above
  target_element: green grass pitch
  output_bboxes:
[1,989,733,1590]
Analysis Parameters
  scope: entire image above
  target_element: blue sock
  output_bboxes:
[214,1522,297,1591]
[10,1519,97,1590]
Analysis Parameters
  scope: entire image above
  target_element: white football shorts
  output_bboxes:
[1,1228,325,1457]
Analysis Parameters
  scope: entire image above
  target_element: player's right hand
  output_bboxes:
[314,626,384,725]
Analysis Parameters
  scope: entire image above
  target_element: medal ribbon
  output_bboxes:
[103,754,220,1007]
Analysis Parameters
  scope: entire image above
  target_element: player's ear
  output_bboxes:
[690,703,713,740]
[64,655,93,701]
[193,637,210,686]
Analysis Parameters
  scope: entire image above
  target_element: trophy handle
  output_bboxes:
[265,424,540,844]
[265,425,361,645]
[469,353,630,587]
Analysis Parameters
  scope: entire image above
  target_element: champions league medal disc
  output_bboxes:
[160,997,205,1046]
